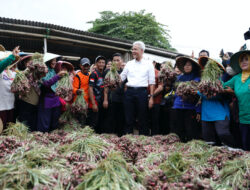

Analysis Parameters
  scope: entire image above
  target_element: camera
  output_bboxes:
[244,28,250,40]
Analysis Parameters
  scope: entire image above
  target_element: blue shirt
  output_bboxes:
[198,91,230,121]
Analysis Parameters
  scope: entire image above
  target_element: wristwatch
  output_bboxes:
[148,94,154,98]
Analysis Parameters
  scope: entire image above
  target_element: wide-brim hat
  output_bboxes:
[175,56,201,73]
[229,50,250,74]
[44,52,60,63]
[56,61,74,73]
[0,45,20,64]
[0,44,5,51]
[198,56,225,72]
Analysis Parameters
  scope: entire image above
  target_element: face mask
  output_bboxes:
[226,66,236,76]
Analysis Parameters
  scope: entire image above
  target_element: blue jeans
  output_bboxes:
[124,87,149,135]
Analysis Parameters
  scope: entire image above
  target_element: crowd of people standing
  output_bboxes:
[0,41,249,151]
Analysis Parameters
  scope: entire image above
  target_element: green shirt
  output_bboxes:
[223,73,250,124]
[0,54,15,74]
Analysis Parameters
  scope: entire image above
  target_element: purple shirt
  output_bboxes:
[42,75,61,109]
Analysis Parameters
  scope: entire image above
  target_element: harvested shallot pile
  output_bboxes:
[71,90,88,115]
[158,61,177,84]
[198,60,224,99]
[176,80,200,104]
[104,62,121,89]
[56,72,73,100]
[10,70,30,98]
[0,121,249,190]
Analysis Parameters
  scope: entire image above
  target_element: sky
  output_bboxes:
[1,0,250,58]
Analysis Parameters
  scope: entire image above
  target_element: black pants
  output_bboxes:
[202,119,235,147]
[88,105,106,134]
[159,106,171,135]
[88,108,99,133]
[17,100,37,132]
[170,109,199,142]
[150,104,160,136]
[103,103,115,134]
[239,123,250,151]
[124,87,149,135]
[0,109,14,129]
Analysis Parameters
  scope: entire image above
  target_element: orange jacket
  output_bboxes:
[72,71,90,105]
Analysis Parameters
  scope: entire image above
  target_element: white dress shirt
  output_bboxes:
[120,57,155,87]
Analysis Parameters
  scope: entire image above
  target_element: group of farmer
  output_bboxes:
[0,41,249,151]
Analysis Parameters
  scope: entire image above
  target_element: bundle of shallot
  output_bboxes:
[28,53,48,79]
[158,61,177,83]
[11,70,30,98]
[71,90,88,115]
[176,80,200,103]
[198,60,224,99]
[104,62,121,89]
[55,72,73,100]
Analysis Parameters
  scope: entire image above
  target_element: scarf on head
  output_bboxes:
[42,67,57,92]
[240,55,250,83]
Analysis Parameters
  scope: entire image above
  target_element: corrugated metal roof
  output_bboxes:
[0,17,181,58]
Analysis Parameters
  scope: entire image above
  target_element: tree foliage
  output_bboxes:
[88,10,175,51]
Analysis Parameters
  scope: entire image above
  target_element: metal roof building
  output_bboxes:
[0,17,182,64]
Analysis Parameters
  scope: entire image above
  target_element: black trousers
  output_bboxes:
[239,123,250,151]
[170,109,199,142]
[202,119,235,147]
[17,100,38,132]
[159,106,171,135]
[124,87,149,135]
[88,105,106,134]
[150,104,160,136]
[102,101,125,135]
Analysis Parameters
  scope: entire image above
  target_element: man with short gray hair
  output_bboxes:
[120,41,155,135]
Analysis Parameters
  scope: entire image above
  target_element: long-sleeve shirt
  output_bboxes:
[41,75,60,109]
[120,58,155,87]
[0,55,15,74]
[223,73,250,124]
[172,73,201,112]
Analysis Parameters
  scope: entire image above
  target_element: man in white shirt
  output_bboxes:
[120,41,155,135]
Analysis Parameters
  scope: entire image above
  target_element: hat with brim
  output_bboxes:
[175,56,201,73]
[44,52,61,63]
[56,61,74,73]
[80,57,90,66]
[198,56,226,72]
[0,44,5,51]
[229,50,250,74]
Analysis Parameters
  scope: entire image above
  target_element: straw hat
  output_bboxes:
[0,44,5,51]
[198,56,225,72]
[229,50,250,74]
[44,52,60,63]
[175,56,201,73]
[0,44,20,64]
[55,61,74,73]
